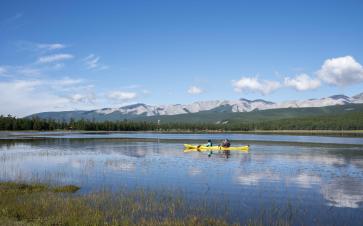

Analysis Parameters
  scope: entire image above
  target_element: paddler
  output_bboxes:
[197,139,213,151]
[205,139,213,157]
[221,139,231,148]
[205,139,213,147]
[220,139,231,158]
[197,139,213,148]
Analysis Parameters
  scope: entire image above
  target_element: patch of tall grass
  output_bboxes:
[0,181,232,225]
[0,181,293,226]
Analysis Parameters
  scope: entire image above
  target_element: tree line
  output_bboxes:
[0,112,362,131]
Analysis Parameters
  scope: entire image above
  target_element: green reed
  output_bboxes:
[0,181,297,226]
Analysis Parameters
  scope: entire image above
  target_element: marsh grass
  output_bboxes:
[52,185,80,193]
[0,182,80,194]
[0,181,232,226]
[0,181,295,226]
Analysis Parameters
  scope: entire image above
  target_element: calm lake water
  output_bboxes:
[1,132,363,225]
[4,131,363,145]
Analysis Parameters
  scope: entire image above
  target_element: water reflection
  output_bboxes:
[235,171,280,186]
[0,138,362,224]
[188,167,202,176]
[231,145,363,209]
[106,160,136,172]
[322,177,363,208]
[3,131,363,145]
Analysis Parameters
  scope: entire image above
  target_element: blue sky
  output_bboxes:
[1,0,363,116]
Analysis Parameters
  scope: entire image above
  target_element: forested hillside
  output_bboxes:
[1,108,363,131]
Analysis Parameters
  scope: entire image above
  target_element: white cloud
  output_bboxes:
[232,76,280,95]
[37,43,66,51]
[284,73,321,91]
[121,84,142,89]
[10,80,43,91]
[317,56,363,86]
[49,78,95,103]
[0,80,68,117]
[55,77,83,86]
[0,65,44,78]
[17,68,41,77]
[83,54,108,70]
[187,86,203,95]
[68,93,95,104]
[107,91,137,102]
[0,78,97,117]
[141,89,150,95]
[69,94,85,103]
[0,66,7,76]
[14,41,66,53]
[37,53,74,64]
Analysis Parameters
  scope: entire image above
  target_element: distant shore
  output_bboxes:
[2,129,363,137]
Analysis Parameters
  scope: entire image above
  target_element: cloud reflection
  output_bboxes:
[235,171,280,186]
[321,178,363,208]
[188,167,202,176]
[105,160,136,172]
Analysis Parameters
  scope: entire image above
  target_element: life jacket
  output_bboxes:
[222,141,230,147]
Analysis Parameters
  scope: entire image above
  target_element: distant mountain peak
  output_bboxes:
[120,103,147,109]
[239,98,252,102]
[353,92,363,99]
[352,92,363,103]
[252,99,275,104]
[329,95,349,100]
[238,98,274,105]
[27,92,363,121]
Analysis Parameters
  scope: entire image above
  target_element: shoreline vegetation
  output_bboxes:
[0,181,294,226]
[3,129,363,134]
[0,115,363,137]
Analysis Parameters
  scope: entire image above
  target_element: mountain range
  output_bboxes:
[26,92,363,122]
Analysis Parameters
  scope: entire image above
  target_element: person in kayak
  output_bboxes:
[205,139,213,147]
[197,139,213,149]
[219,139,231,158]
[220,139,231,148]
[205,139,213,157]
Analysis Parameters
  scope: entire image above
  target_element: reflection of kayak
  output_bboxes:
[183,144,249,152]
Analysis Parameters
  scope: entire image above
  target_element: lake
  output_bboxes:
[1,132,363,225]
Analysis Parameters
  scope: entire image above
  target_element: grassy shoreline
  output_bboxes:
[0,181,228,226]
[0,181,297,226]
[5,179,358,226]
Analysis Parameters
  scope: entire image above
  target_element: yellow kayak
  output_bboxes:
[183,144,249,152]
